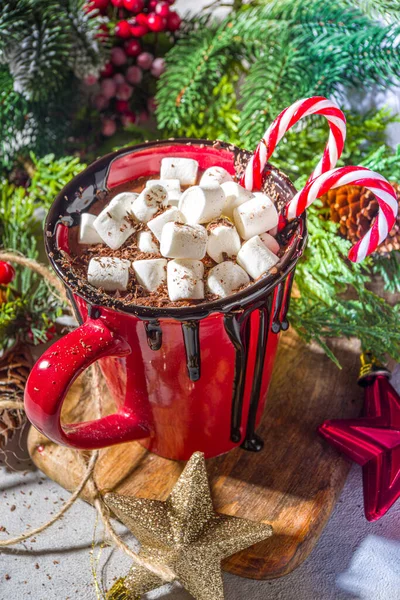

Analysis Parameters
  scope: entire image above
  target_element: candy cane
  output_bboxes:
[285,166,398,262]
[240,96,346,191]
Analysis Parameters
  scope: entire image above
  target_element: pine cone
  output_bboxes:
[0,344,32,448]
[322,182,400,254]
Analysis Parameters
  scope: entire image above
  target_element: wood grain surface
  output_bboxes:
[28,329,364,580]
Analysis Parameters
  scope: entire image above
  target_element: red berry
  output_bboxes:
[46,324,56,342]
[100,61,114,77]
[123,0,144,12]
[115,20,132,38]
[138,110,149,123]
[116,82,133,100]
[126,65,143,84]
[102,119,117,137]
[129,17,148,37]
[110,46,127,65]
[110,0,124,5]
[113,73,125,84]
[136,12,148,25]
[93,94,109,111]
[167,11,181,32]
[124,38,141,56]
[155,1,169,17]
[115,100,129,113]
[121,111,137,126]
[0,261,15,285]
[101,77,117,98]
[150,56,165,77]
[166,0,175,4]
[147,12,166,32]
[91,0,109,9]
[137,51,154,70]
[148,0,158,9]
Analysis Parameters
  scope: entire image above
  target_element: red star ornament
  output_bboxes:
[319,371,400,522]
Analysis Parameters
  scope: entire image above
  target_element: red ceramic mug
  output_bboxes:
[24,140,307,460]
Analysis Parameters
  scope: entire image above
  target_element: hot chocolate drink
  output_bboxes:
[64,154,290,308]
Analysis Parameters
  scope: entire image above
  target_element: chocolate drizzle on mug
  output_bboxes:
[45,139,307,456]
[181,321,201,381]
[241,297,273,451]
[224,310,252,443]
[144,319,163,351]
[280,270,295,331]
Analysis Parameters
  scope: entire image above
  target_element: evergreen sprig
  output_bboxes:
[0,0,105,168]
[289,203,400,365]
[0,154,86,350]
[156,0,400,148]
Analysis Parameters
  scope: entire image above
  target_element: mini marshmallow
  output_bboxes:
[167,259,204,301]
[79,213,103,244]
[160,157,199,185]
[206,220,241,263]
[87,257,130,291]
[259,232,280,255]
[233,194,278,241]
[160,222,207,259]
[200,166,233,186]
[146,179,181,193]
[137,230,159,254]
[132,258,167,292]
[93,192,137,250]
[207,261,249,298]
[179,184,225,224]
[131,184,168,223]
[146,178,182,206]
[147,207,182,242]
[237,235,279,280]
[221,182,254,220]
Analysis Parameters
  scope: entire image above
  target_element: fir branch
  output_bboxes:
[0,0,27,52]
[0,0,105,101]
[0,68,29,170]
[7,2,71,101]
[157,0,400,148]
[64,0,107,79]
[372,252,400,293]
[239,41,312,145]
[156,21,234,131]
[357,0,400,22]
[289,203,400,364]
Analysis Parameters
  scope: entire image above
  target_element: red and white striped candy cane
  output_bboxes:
[240,96,346,191]
[285,165,398,262]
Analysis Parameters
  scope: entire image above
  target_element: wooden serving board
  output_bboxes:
[28,329,364,580]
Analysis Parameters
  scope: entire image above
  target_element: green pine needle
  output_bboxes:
[156,0,400,148]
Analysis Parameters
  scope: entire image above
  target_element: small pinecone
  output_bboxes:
[0,344,32,448]
[322,182,400,254]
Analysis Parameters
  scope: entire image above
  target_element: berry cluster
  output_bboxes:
[87,0,181,136]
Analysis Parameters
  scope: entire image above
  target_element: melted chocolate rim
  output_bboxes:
[45,139,307,319]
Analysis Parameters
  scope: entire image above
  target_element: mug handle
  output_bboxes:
[24,319,151,449]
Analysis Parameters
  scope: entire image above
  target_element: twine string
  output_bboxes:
[0,253,175,583]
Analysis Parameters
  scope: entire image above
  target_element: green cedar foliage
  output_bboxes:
[0,154,85,351]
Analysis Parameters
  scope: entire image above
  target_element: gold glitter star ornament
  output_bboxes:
[105,452,273,600]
